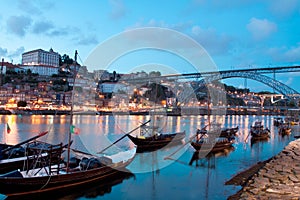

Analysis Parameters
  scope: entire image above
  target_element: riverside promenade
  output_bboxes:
[230,139,300,199]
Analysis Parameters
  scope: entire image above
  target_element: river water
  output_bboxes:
[0,114,298,200]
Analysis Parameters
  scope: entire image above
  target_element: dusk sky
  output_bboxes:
[1,0,300,92]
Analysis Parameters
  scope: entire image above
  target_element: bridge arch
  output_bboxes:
[197,71,300,99]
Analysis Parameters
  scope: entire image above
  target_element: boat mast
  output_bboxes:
[208,91,211,127]
[66,50,78,172]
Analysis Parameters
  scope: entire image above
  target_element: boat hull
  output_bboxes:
[127,131,185,152]
[278,125,292,136]
[250,130,270,140]
[0,147,136,198]
[190,140,234,153]
[220,126,239,137]
[250,122,270,140]
[0,158,132,198]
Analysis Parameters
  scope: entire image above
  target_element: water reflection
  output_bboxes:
[250,138,270,149]
[4,170,135,200]
[0,114,298,199]
[189,146,235,168]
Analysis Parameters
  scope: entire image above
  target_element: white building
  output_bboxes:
[22,48,59,67]
[20,65,59,76]
[0,61,17,74]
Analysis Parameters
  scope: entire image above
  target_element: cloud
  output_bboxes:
[147,19,192,32]
[6,15,32,37]
[267,43,300,63]
[32,21,54,34]
[246,18,277,41]
[129,19,192,33]
[0,47,8,57]
[191,25,233,55]
[127,20,232,56]
[210,0,257,9]
[32,20,77,37]
[17,0,42,15]
[47,29,69,37]
[109,0,126,20]
[269,0,300,17]
[185,0,261,15]
[46,26,79,37]
[17,0,55,15]
[76,36,99,46]
[6,16,70,38]
[8,46,25,59]
[284,44,300,62]
[0,46,25,63]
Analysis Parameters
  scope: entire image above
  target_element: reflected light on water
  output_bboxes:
[174,116,181,132]
[0,114,297,199]
[4,115,19,144]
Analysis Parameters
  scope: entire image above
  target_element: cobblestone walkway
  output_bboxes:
[238,139,300,199]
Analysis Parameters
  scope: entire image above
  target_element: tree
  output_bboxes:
[27,69,32,75]
[60,54,74,66]
[288,100,296,107]
[149,71,161,77]
[17,101,27,107]
[143,83,168,103]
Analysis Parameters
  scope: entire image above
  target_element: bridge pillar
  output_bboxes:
[273,69,276,94]
[244,78,247,93]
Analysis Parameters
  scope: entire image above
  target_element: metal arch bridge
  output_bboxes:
[122,65,300,99]
[196,71,299,99]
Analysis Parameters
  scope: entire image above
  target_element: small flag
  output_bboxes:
[74,127,80,135]
[6,123,11,134]
[70,125,80,135]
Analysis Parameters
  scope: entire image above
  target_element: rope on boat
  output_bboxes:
[40,173,52,190]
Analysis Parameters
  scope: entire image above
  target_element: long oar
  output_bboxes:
[244,128,251,142]
[97,120,151,154]
[1,131,48,154]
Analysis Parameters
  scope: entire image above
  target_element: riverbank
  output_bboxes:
[227,139,300,199]
[0,108,287,116]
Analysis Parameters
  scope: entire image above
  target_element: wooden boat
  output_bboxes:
[191,127,235,153]
[127,130,185,152]
[290,120,300,126]
[0,131,54,174]
[197,126,238,139]
[273,117,284,127]
[191,137,234,152]
[220,126,239,138]
[0,146,136,198]
[0,52,137,199]
[250,121,270,140]
[285,117,300,126]
[278,123,292,135]
[294,135,300,139]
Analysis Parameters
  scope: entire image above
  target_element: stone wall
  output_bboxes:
[238,139,300,199]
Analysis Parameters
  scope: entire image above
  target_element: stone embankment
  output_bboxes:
[235,139,300,199]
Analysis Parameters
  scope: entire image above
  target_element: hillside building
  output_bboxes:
[22,48,59,67]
